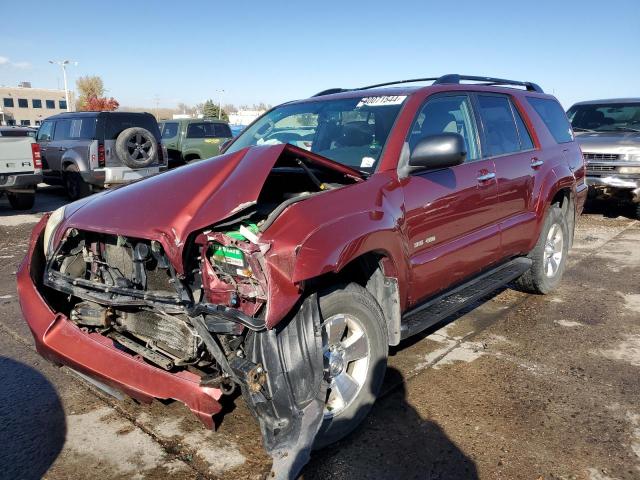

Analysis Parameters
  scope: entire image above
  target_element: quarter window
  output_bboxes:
[3,98,14,108]
[512,104,535,150]
[46,100,55,109]
[32,99,42,108]
[18,99,28,108]
[408,94,480,161]
[528,97,573,143]
[214,123,232,138]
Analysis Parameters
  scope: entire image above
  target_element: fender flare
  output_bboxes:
[61,151,88,172]
[532,164,576,243]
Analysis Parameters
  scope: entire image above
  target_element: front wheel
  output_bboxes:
[516,205,569,294]
[313,283,388,450]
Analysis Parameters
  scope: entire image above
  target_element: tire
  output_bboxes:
[63,164,91,201]
[313,283,388,450]
[115,127,158,169]
[516,205,570,294]
[7,191,35,210]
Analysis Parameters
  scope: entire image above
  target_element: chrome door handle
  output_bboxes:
[477,172,496,182]
[531,158,544,168]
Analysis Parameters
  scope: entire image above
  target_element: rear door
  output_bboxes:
[401,93,501,306]
[475,94,540,257]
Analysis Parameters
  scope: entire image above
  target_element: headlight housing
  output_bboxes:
[43,206,66,258]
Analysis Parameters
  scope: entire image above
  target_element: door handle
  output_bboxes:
[477,172,496,182]
[531,158,544,168]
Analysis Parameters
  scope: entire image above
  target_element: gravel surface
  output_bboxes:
[0,189,638,480]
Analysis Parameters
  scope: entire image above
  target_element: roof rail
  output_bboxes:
[433,74,544,93]
[311,74,544,97]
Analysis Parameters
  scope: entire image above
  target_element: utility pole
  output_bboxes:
[217,89,225,119]
[49,60,77,112]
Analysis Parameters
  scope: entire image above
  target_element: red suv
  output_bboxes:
[18,75,586,478]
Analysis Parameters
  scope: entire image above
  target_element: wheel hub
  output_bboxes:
[543,223,564,277]
[325,345,346,378]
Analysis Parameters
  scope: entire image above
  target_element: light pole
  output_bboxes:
[216,89,225,119]
[49,60,77,112]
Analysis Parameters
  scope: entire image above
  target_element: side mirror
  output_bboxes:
[220,138,233,153]
[409,133,466,173]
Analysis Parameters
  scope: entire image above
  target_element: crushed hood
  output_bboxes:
[576,131,640,156]
[62,143,361,273]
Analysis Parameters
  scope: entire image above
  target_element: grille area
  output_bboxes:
[583,153,620,161]
[587,165,617,173]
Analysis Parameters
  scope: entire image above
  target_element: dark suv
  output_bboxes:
[36,111,167,199]
[18,75,586,478]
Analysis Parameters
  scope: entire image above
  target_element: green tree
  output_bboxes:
[76,75,105,110]
[202,99,229,121]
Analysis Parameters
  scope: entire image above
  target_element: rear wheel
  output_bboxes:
[516,205,569,294]
[63,164,91,200]
[313,283,388,449]
[7,191,35,210]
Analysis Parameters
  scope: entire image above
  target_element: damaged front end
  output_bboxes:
[36,145,360,477]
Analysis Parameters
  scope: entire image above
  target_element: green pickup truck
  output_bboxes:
[159,118,233,167]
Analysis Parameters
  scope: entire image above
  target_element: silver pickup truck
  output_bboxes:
[0,127,43,210]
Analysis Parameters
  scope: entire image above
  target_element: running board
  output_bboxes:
[400,257,532,340]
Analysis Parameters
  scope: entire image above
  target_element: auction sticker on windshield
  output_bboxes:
[357,96,407,108]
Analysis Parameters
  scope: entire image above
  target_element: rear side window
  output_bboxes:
[186,123,207,138]
[477,95,522,156]
[527,97,573,143]
[161,122,179,139]
[104,114,160,140]
[53,118,97,140]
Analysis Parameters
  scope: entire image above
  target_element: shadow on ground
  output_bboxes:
[0,356,66,479]
[302,365,478,480]
[583,197,638,220]
[0,185,69,217]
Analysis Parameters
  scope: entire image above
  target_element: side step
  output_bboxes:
[400,257,532,340]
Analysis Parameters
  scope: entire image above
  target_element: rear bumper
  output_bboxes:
[0,172,42,191]
[16,217,223,428]
[82,166,162,187]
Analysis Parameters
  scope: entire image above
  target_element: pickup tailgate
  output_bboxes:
[0,137,36,174]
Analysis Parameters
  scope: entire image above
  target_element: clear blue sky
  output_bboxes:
[1,0,638,109]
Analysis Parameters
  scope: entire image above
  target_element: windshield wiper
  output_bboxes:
[572,127,596,132]
[613,126,640,133]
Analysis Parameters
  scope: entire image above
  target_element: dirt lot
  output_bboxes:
[1,187,638,480]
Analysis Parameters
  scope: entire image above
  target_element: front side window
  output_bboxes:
[46,100,55,109]
[32,99,42,108]
[37,121,54,141]
[408,94,480,161]
[226,95,407,172]
[528,97,573,143]
[160,122,179,139]
[18,98,28,108]
[3,98,14,108]
[477,95,523,157]
[567,102,640,134]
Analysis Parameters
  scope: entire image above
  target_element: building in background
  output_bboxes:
[0,82,74,126]
[228,109,265,126]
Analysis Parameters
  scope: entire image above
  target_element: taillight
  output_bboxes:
[31,143,42,169]
[98,143,105,167]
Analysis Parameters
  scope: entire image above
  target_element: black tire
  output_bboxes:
[7,191,35,210]
[115,127,158,169]
[516,205,570,294]
[313,283,388,449]
[63,164,91,201]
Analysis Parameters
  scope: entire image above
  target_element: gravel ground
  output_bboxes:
[0,188,638,480]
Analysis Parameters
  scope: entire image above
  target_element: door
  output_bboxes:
[45,118,73,173]
[402,94,501,306]
[475,94,540,258]
[36,120,56,175]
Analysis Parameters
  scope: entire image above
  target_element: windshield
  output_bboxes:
[225,95,407,172]
[567,103,640,133]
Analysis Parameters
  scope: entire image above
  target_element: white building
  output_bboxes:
[228,109,265,126]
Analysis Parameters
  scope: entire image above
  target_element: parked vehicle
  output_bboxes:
[567,98,640,218]
[36,111,167,200]
[0,131,42,210]
[159,118,232,167]
[18,74,586,478]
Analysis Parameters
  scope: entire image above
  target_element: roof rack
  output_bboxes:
[312,74,544,96]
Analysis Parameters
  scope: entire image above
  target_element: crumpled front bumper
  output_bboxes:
[587,175,639,189]
[16,216,223,428]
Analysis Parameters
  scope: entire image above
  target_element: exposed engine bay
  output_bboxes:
[40,151,358,476]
